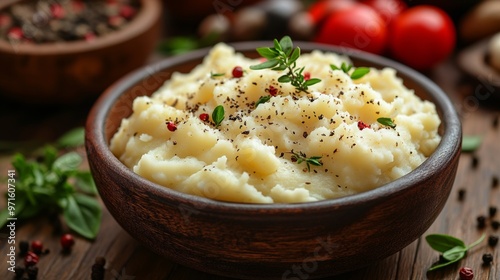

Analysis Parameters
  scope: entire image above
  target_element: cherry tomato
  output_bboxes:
[308,0,356,25]
[389,5,455,70]
[314,4,388,54]
[362,0,407,25]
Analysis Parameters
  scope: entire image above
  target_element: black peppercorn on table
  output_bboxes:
[0,57,499,280]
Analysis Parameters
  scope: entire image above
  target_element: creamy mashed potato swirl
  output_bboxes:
[110,43,441,203]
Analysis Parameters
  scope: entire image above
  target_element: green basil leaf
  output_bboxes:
[442,246,467,261]
[63,194,101,239]
[52,152,82,173]
[56,127,85,148]
[72,171,97,195]
[350,67,370,79]
[462,135,482,152]
[249,59,280,70]
[425,234,466,253]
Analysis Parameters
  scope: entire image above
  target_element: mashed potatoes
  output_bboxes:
[110,43,441,203]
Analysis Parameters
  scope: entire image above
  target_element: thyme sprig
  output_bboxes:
[250,36,321,93]
[289,150,323,172]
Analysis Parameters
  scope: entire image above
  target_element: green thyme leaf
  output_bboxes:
[250,59,280,70]
[63,193,101,239]
[350,67,370,79]
[462,135,482,152]
[210,72,225,77]
[212,105,225,128]
[256,47,279,59]
[377,117,396,128]
[255,96,272,108]
[331,63,370,80]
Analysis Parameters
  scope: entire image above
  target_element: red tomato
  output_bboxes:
[314,4,388,54]
[308,0,356,25]
[389,5,455,70]
[362,0,407,25]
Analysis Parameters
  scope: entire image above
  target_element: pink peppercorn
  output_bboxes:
[232,66,244,78]
[357,121,371,130]
[166,121,177,131]
[199,113,209,122]
[459,267,473,280]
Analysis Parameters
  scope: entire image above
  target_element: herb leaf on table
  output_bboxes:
[0,127,101,239]
[425,233,485,271]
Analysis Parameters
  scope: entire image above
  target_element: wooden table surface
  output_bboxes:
[1,52,499,280]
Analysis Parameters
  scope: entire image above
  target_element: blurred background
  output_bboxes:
[0,0,499,151]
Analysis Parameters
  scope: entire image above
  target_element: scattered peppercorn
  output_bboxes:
[459,267,474,280]
[488,235,499,247]
[232,66,244,78]
[477,215,487,229]
[492,220,500,230]
[482,253,493,265]
[19,240,29,256]
[14,266,25,280]
[26,265,38,280]
[490,206,497,217]
[24,251,39,267]
[493,176,499,188]
[60,233,75,252]
[31,240,43,255]
[91,256,106,280]
[0,0,140,44]
[493,115,499,128]
[166,121,177,132]
[471,155,479,169]
[458,188,466,201]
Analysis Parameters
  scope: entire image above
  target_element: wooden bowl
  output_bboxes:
[85,41,462,279]
[0,0,162,104]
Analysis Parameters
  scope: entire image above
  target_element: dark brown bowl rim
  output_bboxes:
[0,0,161,55]
[87,41,462,215]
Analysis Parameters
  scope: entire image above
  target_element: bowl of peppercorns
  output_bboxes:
[0,0,162,104]
[85,40,462,279]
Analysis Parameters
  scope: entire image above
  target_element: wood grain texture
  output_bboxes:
[1,54,499,280]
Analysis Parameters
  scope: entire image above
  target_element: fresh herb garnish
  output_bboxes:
[212,105,225,128]
[250,36,321,93]
[210,72,225,78]
[0,128,101,239]
[289,150,323,172]
[462,135,482,152]
[377,117,396,128]
[255,95,271,108]
[425,233,485,271]
[330,62,370,80]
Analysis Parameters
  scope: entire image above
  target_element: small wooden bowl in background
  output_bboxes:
[0,0,162,104]
[85,41,462,279]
